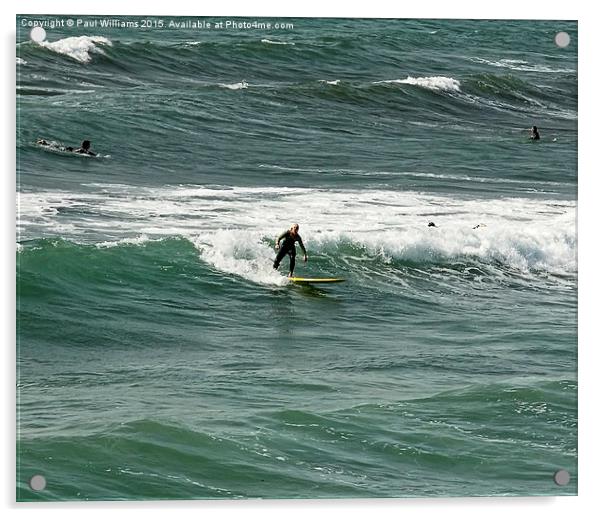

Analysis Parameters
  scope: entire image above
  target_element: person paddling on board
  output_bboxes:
[36,138,97,156]
[273,223,308,277]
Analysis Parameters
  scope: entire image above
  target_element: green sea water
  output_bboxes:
[16,16,577,501]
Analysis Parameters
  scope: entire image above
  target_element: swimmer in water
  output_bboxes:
[530,126,540,140]
[74,140,96,156]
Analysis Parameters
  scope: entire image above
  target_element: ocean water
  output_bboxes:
[16,16,577,501]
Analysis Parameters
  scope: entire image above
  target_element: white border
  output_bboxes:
[3,0,587,19]
[4,1,598,516]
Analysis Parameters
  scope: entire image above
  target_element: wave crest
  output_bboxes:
[191,231,288,286]
[38,35,112,63]
[375,76,461,92]
[261,39,295,46]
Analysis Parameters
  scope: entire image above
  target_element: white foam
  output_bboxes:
[17,185,577,282]
[191,231,289,286]
[375,76,461,92]
[96,235,153,248]
[320,79,340,86]
[219,81,248,90]
[38,36,112,63]
[17,57,27,65]
[261,39,294,46]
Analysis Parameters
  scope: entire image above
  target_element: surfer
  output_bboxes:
[273,223,308,277]
[530,126,540,140]
[74,140,97,156]
[36,138,97,156]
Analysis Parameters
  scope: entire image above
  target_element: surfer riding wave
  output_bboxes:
[273,223,308,277]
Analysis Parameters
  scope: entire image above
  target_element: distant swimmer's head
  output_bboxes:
[81,140,91,150]
[290,223,300,235]
[428,221,437,227]
[530,126,540,140]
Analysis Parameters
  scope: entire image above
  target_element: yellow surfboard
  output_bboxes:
[289,277,345,284]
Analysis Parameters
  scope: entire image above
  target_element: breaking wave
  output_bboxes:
[38,35,112,63]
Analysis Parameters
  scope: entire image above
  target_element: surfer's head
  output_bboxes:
[81,140,91,150]
[291,223,300,235]
[428,221,436,227]
[530,126,540,140]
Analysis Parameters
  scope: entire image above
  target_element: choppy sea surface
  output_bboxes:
[16,16,577,501]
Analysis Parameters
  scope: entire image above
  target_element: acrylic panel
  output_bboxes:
[16,15,577,501]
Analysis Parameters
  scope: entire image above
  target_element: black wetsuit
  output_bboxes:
[273,230,306,275]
